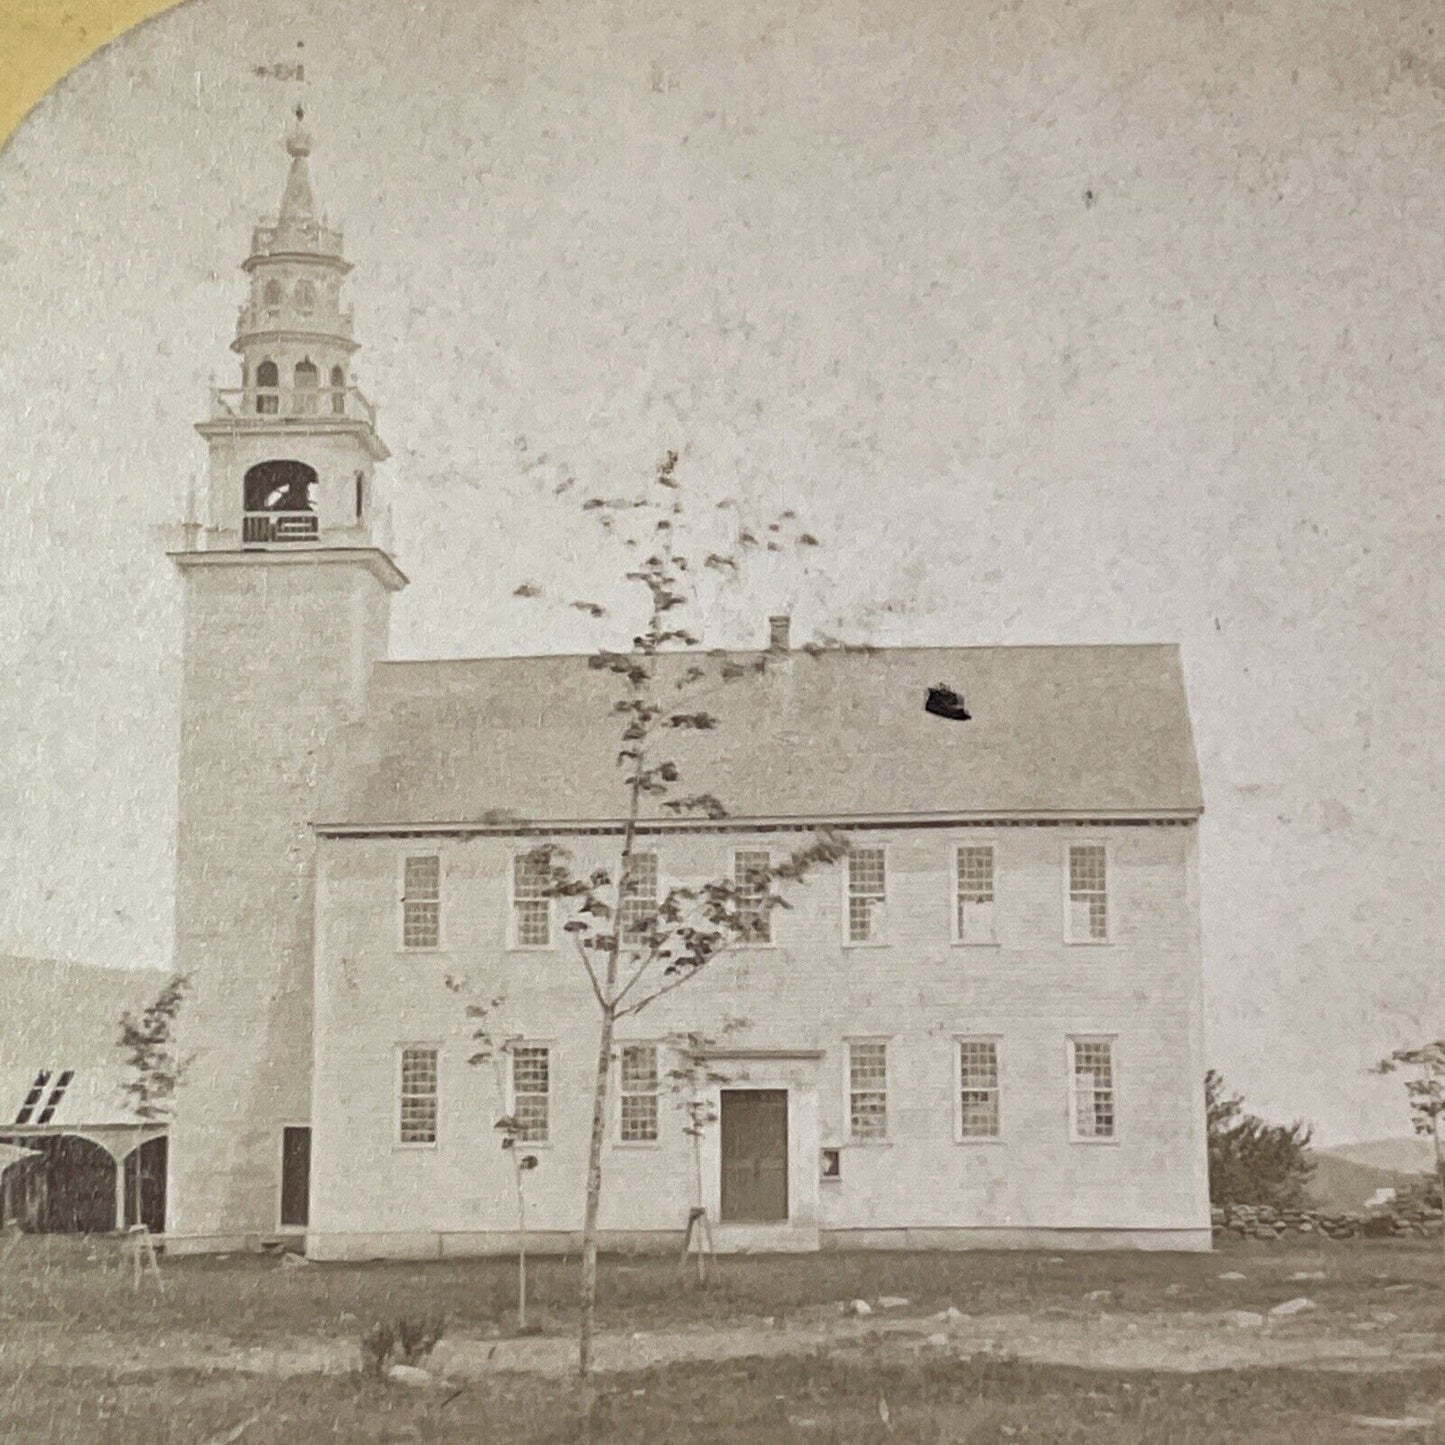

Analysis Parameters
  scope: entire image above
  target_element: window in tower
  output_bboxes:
[245,460,316,512]
[331,365,346,415]
[262,278,284,309]
[355,471,364,520]
[294,278,317,313]
[255,358,279,414]
[293,359,319,415]
[243,460,319,544]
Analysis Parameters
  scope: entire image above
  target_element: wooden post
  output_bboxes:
[113,1153,127,1233]
[129,1224,163,1292]
[680,1206,714,1286]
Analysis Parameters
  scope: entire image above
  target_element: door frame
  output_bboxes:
[719,1087,791,1224]
[277,1122,311,1233]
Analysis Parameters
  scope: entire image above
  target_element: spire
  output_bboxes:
[279,104,316,223]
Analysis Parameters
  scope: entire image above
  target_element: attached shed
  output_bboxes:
[0,956,172,1235]
[0,1067,166,1233]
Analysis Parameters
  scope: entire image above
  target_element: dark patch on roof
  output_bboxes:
[925,685,971,721]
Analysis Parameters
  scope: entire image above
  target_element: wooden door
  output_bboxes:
[280,1126,311,1228]
[720,1090,788,1222]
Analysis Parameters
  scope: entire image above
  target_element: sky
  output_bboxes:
[1,0,1443,1146]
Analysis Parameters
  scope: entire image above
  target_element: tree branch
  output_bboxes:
[570,930,609,1012]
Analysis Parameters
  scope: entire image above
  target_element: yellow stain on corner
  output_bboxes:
[1,0,188,146]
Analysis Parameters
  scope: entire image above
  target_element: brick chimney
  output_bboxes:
[768,614,791,653]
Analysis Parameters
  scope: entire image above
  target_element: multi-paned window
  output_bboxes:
[398,1046,439,1145]
[618,1043,660,1143]
[619,853,659,947]
[847,1040,888,1140]
[512,853,551,948]
[1067,844,1109,942]
[1070,1038,1116,1139]
[511,1045,551,1143]
[956,1039,1001,1138]
[846,847,887,943]
[401,855,441,950]
[734,850,771,943]
[955,845,996,944]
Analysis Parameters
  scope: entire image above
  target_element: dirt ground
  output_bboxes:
[3,1240,1445,1442]
[3,1253,1441,1381]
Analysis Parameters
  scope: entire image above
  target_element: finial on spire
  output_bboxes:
[278,105,316,221]
[285,103,313,159]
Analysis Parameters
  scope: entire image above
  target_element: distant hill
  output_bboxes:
[1304,1150,1425,1213]
[1318,1137,1437,1174]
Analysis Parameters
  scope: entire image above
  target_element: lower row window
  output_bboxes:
[619,1043,660,1142]
[399,1046,439,1145]
[1071,1039,1116,1139]
[511,1045,551,1143]
[395,1037,1117,1147]
[844,1037,1115,1143]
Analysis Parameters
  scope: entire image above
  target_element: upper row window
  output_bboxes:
[397,843,1112,953]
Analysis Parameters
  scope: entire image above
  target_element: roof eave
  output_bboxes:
[313,806,1204,838]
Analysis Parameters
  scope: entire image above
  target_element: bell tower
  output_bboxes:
[196,106,390,550]
[167,113,405,1252]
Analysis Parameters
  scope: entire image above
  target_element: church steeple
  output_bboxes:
[167,107,402,1255]
[192,111,394,555]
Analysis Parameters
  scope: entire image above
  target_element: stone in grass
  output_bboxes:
[926,1332,950,1348]
[1217,1271,1247,1281]
[386,1364,433,1387]
[934,1306,967,1324]
[877,1296,911,1310]
[1288,1271,1326,1281]
[1085,1290,1113,1301]
[1269,1297,1316,1318]
[1219,1310,1265,1329]
[846,1299,873,1317]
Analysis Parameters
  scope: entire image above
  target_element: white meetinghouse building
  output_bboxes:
[165,116,1211,1258]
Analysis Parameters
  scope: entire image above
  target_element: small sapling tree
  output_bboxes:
[117,972,192,1230]
[664,1022,746,1286]
[510,449,849,1374]
[1373,1040,1445,1269]
[448,982,541,1332]
[118,973,192,1122]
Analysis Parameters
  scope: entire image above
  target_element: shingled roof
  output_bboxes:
[0,957,167,1132]
[0,1067,138,1132]
[316,644,1202,831]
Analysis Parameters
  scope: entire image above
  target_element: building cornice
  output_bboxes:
[312,808,1202,839]
[194,415,390,461]
[170,546,408,592]
[231,329,361,355]
[242,251,352,275]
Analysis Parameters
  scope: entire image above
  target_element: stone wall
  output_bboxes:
[1212,1181,1443,1241]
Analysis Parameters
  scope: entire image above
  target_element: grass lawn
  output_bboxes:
[4,1235,1442,1342]
[5,1356,1445,1443]
[2,1238,1443,1442]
